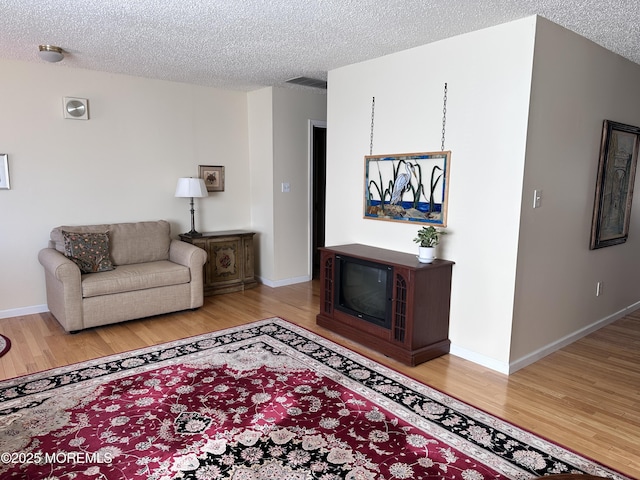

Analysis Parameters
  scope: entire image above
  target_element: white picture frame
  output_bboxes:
[0,154,9,190]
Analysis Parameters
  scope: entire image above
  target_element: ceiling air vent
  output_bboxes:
[285,76,327,89]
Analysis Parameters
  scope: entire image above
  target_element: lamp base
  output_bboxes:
[181,231,203,238]
[183,197,203,238]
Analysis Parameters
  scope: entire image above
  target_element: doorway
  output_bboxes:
[311,122,327,278]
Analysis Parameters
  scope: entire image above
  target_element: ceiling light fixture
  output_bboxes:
[38,45,65,63]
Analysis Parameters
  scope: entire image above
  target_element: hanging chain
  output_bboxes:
[369,96,375,155]
[441,83,448,151]
[369,88,444,153]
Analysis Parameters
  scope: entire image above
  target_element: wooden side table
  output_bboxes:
[179,230,257,296]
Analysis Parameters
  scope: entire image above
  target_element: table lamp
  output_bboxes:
[175,177,208,236]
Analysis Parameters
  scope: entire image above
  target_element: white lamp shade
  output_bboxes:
[175,178,208,198]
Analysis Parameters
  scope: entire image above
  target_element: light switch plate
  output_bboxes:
[533,189,542,208]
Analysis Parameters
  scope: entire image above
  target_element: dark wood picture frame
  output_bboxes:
[199,165,225,192]
[590,120,640,249]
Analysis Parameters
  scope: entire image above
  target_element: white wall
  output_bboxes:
[510,18,640,365]
[248,87,327,286]
[248,88,276,282]
[0,59,250,316]
[326,18,538,370]
[272,87,327,283]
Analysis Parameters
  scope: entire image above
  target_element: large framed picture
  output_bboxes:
[590,120,640,249]
[364,151,451,226]
[0,154,10,190]
[199,165,225,192]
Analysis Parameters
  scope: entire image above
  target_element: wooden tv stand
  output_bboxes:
[316,244,454,366]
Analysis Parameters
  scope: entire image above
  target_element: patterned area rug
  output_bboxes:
[0,334,10,358]
[0,318,630,479]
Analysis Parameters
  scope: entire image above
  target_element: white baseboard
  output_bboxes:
[450,300,640,375]
[449,345,510,375]
[257,275,312,288]
[0,304,49,320]
[506,302,639,374]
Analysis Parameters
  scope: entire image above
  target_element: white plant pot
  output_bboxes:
[418,246,436,263]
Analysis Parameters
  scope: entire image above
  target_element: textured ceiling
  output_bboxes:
[1,0,639,91]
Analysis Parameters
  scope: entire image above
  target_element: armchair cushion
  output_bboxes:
[81,261,190,298]
[62,231,115,273]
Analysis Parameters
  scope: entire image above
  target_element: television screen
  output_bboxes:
[336,256,392,328]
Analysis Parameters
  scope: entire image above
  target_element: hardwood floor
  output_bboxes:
[1,280,639,478]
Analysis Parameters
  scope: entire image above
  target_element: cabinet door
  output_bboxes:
[391,267,410,345]
[319,250,335,316]
[208,238,243,285]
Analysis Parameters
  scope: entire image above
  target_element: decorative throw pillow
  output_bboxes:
[62,231,115,273]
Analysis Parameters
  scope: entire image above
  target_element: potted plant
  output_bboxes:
[413,226,446,263]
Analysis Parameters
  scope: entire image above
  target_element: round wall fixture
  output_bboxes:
[63,97,89,120]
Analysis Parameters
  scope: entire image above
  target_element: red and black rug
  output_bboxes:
[0,319,630,479]
[0,334,10,358]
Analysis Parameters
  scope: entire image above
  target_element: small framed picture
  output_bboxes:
[0,154,10,190]
[199,165,225,192]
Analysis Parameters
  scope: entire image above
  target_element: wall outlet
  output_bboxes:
[596,281,603,296]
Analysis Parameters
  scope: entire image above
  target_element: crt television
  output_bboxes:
[335,254,393,329]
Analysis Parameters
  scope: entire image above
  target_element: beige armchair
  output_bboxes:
[38,220,207,332]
